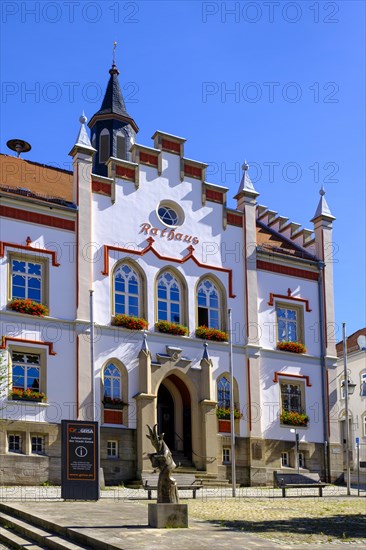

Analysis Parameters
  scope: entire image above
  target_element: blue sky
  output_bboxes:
[1,1,365,339]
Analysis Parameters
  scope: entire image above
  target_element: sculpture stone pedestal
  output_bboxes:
[148,503,188,528]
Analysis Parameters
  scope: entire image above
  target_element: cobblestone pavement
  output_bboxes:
[189,497,366,545]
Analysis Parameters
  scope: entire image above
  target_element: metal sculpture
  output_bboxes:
[146,424,179,503]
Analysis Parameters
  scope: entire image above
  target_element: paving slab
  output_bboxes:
[0,499,362,550]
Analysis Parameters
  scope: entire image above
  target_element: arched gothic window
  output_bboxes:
[197,279,220,329]
[217,376,230,409]
[114,263,140,317]
[104,364,121,400]
[157,271,181,324]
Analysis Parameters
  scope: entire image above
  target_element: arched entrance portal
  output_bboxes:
[157,374,192,462]
[157,384,175,450]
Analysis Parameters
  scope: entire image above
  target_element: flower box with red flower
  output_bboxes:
[103,397,125,410]
[8,299,48,317]
[218,419,231,433]
[196,326,228,342]
[216,406,242,432]
[155,320,189,336]
[112,314,148,331]
[10,388,47,402]
[277,341,306,354]
[280,411,309,427]
[216,406,242,420]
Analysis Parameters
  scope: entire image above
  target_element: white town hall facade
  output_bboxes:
[0,60,343,486]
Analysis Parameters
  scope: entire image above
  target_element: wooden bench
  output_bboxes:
[142,473,203,500]
[274,471,327,497]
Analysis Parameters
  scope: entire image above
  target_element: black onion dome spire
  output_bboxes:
[88,54,138,133]
[95,63,129,119]
[88,44,138,176]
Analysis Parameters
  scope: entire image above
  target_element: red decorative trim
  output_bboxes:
[0,336,57,355]
[140,152,158,167]
[104,410,123,424]
[115,165,135,181]
[268,290,312,312]
[76,165,79,309]
[326,370,330,436]
[257,260,318,281]
[206,189,224,204]
[0,205,75,231]
[92,180,111,196]
[162,139,180,154]
[0,241,60,266]
[273,372,312,387]
[102,237,236,298]
[247,358,252,432]
[218,419,231,433]
[227,213,243,227]
[243,214,249,338]
[321,229,328,349]
[184,164,202,179]
[76,337,79,418]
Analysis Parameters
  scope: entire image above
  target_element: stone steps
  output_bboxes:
[0,525,44,549]
[0,508,92,550]
[172,452,195,469]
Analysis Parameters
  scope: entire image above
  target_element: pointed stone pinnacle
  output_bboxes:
[141,331,149,353]
[202,341,209,361]
[311,185,335,221]
[75,111,92,148]
[235,160,259,198]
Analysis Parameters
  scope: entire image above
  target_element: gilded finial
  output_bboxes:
[110,41,120,75]
[113,41,117,65]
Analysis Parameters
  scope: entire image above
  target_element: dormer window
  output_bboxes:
[116,134,126,159]
[99,129,110,163]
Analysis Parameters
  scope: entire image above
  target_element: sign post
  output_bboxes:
[61,420,99,500]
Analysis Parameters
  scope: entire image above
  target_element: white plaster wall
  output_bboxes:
[0,315,77,422]
[336,351,366,463]
[0,217,76,320]
[257,270,320,356]
[259,354,324,443]
[91,152,245,343]
[93,329,249,437]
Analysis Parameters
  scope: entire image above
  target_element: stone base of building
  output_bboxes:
[148,503,188,528]
[0,421,136,486]
[216,437,332,486]
[0,421,343,487]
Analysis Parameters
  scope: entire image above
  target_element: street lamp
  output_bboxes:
[341,379,356,397]
[342,322,356,496]
[228,308,236,498]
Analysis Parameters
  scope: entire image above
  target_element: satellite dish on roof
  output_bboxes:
[6,139,31,158]
[357,335,366,350]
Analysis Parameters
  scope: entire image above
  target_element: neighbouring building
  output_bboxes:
[335,328,366,482]
[0,58,343,486]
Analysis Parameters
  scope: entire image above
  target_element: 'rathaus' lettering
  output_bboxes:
[140,223,199,245]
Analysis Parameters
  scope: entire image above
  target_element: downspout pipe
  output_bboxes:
[317,261,330,482]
